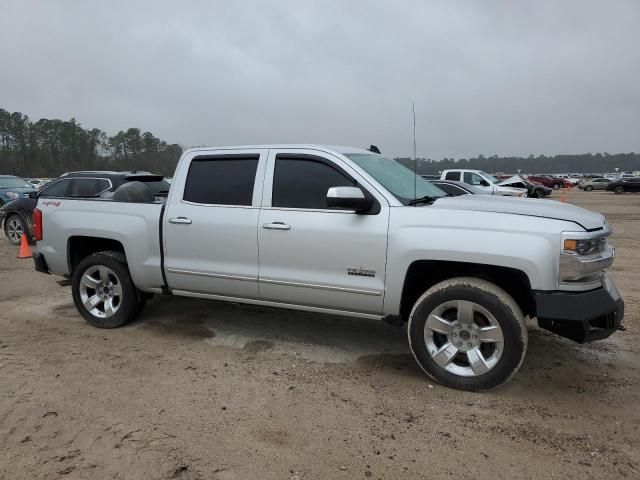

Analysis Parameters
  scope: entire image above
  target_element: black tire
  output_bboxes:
[4,214,27,245]
[531,189,542,198]
[553,183,560,190]
[407,277,527,391]
[71,251,143,328]
[585,185,593,192]
[614,186,624,194]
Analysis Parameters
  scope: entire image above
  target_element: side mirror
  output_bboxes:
[327,186,373,213]
[28,191,38,199]
[479,179,490,187]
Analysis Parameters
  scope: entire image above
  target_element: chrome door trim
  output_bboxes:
[172,289,383,320]
[167,268,257,282]
[260,278,382,296]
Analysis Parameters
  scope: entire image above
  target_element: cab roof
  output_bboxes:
[183,144,376,156]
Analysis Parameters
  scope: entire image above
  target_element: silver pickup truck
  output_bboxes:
[32,145,624,391]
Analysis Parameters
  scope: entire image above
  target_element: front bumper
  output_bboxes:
[534,277,624,343]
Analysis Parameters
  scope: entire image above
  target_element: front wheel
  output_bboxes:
[585,185,593,191]
[71,251,143,328]
[408,277,527,391]
[614,186,624,194]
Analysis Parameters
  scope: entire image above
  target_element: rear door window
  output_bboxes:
[444,171,460,181]
[183,155,259,206]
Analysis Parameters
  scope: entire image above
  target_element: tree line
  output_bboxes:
[0,108,182,177]
[1,108,639,178]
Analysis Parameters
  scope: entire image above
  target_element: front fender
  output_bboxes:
[383,209,573,316]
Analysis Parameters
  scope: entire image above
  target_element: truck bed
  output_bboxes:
[37,198,165,290]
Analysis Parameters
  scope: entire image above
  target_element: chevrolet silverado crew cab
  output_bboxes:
[33,145,624,391]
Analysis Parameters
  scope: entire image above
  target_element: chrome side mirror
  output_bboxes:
[326,186,373,213]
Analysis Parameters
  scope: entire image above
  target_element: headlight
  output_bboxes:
[563,237,607,256]
[5,192,19,199]
[559,230,613,287]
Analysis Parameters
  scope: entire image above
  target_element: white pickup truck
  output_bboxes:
[32,145,624,391]
[441,169,527,196]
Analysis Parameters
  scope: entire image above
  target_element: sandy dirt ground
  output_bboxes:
[1,189,638,479]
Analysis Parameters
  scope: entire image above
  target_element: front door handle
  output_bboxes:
[262,222,291,230]
[169,217,192,225]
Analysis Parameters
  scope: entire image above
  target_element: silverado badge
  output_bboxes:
[346,267,376,277]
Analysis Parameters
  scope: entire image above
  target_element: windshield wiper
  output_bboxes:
[408,195,440,206]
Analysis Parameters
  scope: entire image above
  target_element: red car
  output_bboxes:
[526,175,571,190]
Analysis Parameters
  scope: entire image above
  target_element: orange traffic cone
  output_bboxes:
[17,234,32,259]
[560,188,568,203]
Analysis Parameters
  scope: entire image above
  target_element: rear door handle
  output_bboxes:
[169,217,192,225]
[262,222,291,230]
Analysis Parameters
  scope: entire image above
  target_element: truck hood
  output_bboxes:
[431,195,605,231]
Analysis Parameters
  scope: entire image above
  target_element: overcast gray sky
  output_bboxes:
[1,1,639,159]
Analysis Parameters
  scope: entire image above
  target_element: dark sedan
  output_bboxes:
[606,178,640,194]
[1,171,169,245]
[429,180,491,196]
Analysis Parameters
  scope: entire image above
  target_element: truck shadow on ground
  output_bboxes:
[125,295,627,392]
[135,295,412,366]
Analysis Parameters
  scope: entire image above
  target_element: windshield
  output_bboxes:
[345,154,447,205]
[0,177,31,189]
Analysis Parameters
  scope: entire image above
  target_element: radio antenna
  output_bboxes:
[412,101,417,202]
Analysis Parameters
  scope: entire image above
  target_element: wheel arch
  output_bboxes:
[398,260,535,324]
[67,236,126,275]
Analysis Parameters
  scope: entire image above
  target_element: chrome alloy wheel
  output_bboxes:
[7,217,24,243]
[78,265,123,318]
[424,300,504,377]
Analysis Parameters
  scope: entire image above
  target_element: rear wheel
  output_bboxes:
[614,186,624,194]
[407,277,527,391]
[4,214,26,245]
[71,251,143,328]
[553,183,561,190]
[585,185,593,191]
